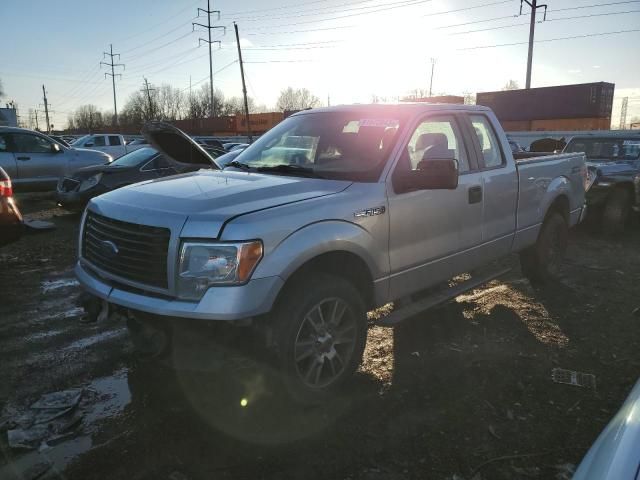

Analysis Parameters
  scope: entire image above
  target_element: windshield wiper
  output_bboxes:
[255,164,323,178]
[224,160,253,171]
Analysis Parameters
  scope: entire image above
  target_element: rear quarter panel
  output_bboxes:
[512,153,586,251]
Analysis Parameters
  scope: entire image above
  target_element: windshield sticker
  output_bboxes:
[359,119,400,128]
[622,140,640,146]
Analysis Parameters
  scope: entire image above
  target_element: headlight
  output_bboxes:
[177,240,263,300]
[78,173,102,192]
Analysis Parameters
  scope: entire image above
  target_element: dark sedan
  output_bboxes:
[55,147,214,211]
[0,167,23,246]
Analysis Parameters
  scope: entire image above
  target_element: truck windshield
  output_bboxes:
[565,138,640,161]
[234,112,403,181]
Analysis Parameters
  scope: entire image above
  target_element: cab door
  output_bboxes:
[464,113,518,260]
[10,132,65,190]
[386,113,483,300]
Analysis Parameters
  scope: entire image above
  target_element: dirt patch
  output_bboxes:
[1,195,639,480]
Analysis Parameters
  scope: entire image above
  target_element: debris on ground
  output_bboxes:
[632,306,640,317]
[23,219,56,231]
[22,460,53,480]
[6,388,84,450]
[551,368,597,389]
[30,388,82,410]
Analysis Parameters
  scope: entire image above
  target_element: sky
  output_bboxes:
[1,0,639,129]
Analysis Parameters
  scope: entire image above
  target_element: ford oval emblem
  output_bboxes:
[99,240,119,257]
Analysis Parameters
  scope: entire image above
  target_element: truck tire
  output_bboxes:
[602,188,631,236]
[520,212,568,285]
[274,273,367,404]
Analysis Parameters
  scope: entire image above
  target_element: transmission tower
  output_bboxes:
[101,44,125,126]
[193,0,226,117]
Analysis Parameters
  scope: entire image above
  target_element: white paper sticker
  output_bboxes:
[359,118,399,128]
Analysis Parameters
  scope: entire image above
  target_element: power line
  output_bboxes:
[231,0,434,22]
[247,0,435,30]
[457,28,640,50]
[448,9,640,35]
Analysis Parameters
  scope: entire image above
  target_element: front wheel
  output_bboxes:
[520,212,568,285]
[274,274,367,404]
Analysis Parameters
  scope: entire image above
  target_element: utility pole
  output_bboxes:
[194,1,225,118]
[142,77,156,120]
[619,97,628,130]
[233,22,252,142]
[42,85,51,133]
[520,0,548,89]
[428,58,436,98]
[101,44,125,126]
[35,109,39,131]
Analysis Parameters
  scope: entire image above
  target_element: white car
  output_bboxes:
[72,134,128,159]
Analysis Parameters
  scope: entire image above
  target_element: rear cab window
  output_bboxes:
[108,136,122,146]
[565,137,640,161]
[469,115,505,169]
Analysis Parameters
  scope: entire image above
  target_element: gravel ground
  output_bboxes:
[0,193,638,480]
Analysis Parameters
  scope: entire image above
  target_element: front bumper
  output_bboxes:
[75,261,284,321]
[55,189,95,211]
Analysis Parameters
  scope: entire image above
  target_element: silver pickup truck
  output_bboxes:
[76,104,587,401]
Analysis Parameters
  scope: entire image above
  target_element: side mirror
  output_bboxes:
[51,143,62,153]
[85,142,94,147]
[395,158,459,192]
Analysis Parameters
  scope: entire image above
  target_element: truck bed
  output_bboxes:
[513,152,586,250]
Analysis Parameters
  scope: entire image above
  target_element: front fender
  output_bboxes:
[253,220,385,283]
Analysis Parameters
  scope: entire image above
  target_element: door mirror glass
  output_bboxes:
[51,143,62,153]
[399,158,459,191]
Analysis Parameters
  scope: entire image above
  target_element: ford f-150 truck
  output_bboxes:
[75,104,588,401]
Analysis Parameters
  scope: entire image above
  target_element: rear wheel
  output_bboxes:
[275,274,367,404]
[520,212,568,285]
[602,188,631,236]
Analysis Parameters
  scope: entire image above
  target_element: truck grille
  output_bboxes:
[82,211,170,289]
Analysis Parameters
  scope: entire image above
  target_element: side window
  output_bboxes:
[402,115,469,172]
[12,133,53,153]
[153,155,172,169]
[0,134,8,152]
[142,155,172,171]
[108,136,122,146]
[93,136,106,147]
[470,115,504,168]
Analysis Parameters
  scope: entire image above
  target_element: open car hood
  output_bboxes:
[141,121,219,169]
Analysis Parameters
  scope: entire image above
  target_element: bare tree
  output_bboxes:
[0,78,4,99]
[276,87,320,111]
[74,105,104,131]
[502,79,520,91]
[66,115,76,131]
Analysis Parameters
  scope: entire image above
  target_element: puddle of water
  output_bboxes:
[41,278,80,294]
[0,368,132,479]
[61,328,127,352]
[83,368,131,427]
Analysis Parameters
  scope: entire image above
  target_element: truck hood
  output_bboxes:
[588,160,640,177]
[89,170,352,238]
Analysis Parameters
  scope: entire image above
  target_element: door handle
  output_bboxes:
[468,185,483,204]
[16,156,31,161]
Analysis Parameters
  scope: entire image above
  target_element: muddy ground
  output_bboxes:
[0,193,638,480]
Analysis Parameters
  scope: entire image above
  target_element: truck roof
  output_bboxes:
[292,103,492,117]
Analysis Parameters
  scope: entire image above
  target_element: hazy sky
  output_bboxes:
[1,0,639,128]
